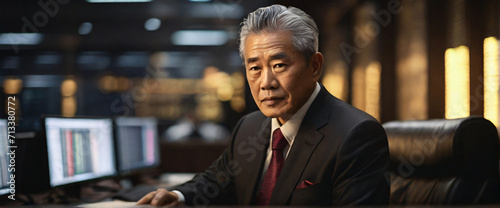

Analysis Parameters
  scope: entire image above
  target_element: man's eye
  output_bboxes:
[274,64,285,68]
[249,67,261,71]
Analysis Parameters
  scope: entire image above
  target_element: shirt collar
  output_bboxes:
[271,82,321,146]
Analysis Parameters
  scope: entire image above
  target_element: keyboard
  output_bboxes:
[112,184,159,202]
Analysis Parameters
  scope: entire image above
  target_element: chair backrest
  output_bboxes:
[383,116,500,204]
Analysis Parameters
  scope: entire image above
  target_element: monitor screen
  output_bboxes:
[115,117,160,173]
[0,119,11,195]
[44,117,117,187]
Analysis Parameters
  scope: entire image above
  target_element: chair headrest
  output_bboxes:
[383,116,499,177]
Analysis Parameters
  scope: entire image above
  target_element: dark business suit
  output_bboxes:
[175,85,390,206]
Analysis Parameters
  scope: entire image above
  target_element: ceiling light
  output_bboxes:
[144,18,161,31]
[78,22,93,35]
[188,3,244,19]
[171,30,228,46]
[0,33,43,45]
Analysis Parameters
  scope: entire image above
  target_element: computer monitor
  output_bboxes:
[0,119,11,195]
[43,117,117,187]
[114,117,160,174]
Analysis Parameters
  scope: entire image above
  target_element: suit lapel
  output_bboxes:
[242,118,271,205]
[268,86,333,205]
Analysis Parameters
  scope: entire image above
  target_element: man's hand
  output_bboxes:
[136,189,181,207]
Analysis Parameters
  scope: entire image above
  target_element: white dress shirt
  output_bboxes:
[174,82,321,202]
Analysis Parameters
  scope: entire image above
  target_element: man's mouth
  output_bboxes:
[261,97,284,105]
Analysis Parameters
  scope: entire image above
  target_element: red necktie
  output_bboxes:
[256,128,288,205]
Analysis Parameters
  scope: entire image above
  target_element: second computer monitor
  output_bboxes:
[115,117,160,174]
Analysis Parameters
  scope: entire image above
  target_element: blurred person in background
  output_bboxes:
[163,96,229,143]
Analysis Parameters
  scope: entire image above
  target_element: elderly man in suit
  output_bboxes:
[138,4,390,206]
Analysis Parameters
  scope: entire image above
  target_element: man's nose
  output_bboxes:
[260,68,278,90]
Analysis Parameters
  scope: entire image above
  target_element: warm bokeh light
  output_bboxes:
[213,72,232,100]
[352,66,365,111]
[396,51,428,120]
[445,45,470,119]
[116,76,130,92]
[395,0,428,121]
[231,72,245,90]
[3,78,23,94]
[196,94,223,121]
[484,37,499,127]
[365,62,381,121]
[202,66,235,102]
[61,78,78,117]
[216,82,234,101]
[203,67,221,90]
[154,79,201,94]
[322,61,348,101]
[62,96,77,117]
[351,62,381,120]
[231,96,246,113]
[61,79,78,97]
[231,72,246,112]
[98,75,118,93]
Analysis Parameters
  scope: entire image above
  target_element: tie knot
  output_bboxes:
[272,128,287,150]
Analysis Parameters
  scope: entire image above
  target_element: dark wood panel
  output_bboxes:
[427,0,446,119]
[159,141,226,173]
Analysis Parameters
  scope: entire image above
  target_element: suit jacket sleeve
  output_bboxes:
[173,115,247,206]
[331,119,390,205]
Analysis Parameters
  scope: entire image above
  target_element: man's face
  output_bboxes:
[243,30,322,124]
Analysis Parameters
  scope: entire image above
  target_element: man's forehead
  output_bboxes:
[245,51,291,64]
[244,40,295,62]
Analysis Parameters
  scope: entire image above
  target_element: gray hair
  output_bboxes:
[239,4,319,60]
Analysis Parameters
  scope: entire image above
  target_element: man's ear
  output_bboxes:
[310,52,323,81]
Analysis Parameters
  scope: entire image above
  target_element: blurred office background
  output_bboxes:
[1,0,500,134]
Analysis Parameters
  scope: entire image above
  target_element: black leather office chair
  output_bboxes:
[383,116,500,204]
